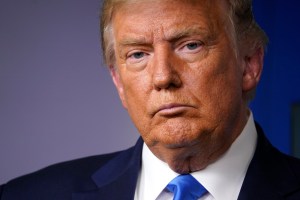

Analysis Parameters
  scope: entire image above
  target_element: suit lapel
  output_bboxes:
[238,123,300,200]
[72,138,143,200]
[71,124,300,199]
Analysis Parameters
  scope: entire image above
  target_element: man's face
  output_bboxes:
[110,0,261,173]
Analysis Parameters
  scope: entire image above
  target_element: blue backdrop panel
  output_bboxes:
[251,0,300,154]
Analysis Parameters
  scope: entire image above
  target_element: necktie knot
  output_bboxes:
[166,174,207,200]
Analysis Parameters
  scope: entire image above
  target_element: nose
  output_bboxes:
[152,45,182,90]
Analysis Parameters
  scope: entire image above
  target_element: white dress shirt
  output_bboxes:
[134,112,257,200]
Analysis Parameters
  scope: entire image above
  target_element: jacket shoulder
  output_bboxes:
[0,150,125,200]
[279,151,300,179]
[269,150,300,198]
[239,123,300,199]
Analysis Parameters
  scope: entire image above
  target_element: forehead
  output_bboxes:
[111,0,230,41]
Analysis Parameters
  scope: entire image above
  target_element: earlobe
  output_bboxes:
[109,65,128,109]
[242,47,264,92]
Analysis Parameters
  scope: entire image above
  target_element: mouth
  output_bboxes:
[155,103,194,117]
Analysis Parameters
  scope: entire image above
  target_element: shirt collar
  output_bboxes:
[191,112,257,200]
[135,141,178,200]
[136,112,257,200]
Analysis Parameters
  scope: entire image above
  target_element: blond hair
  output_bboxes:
[100,0,268,66]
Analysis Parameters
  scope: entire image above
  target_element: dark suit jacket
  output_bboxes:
[1,124,300,200]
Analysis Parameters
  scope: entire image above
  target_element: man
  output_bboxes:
[1,0,300,199]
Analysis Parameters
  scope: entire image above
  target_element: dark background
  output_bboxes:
[1,0,299,184]
[251,1,300,156]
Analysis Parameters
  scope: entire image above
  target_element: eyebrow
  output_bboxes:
[167,26,210,42]
[117,26,211,47]
[118,36,150,47]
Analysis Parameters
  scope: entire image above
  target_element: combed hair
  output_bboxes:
[100,0,268,66]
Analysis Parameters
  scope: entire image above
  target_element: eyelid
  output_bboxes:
[177,40,204,53]
[173,36,203,47]
[127,50,150,59]
[127,51,143,58]
[125,49,150,66]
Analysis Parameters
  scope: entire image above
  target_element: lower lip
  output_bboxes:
[157,106,191,116]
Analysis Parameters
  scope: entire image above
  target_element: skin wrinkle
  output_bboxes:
[101,0,268,64]
[109,0,263,173]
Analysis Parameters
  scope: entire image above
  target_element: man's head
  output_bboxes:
[101,0,268,66]
[100,0,267,173]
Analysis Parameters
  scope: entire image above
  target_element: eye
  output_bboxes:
[126,50,149,66]
[128,51,145,59]
[176,40,204,62]
[177,41,203,54]
[186,42,201,50]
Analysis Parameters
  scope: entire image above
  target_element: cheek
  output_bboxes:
[120,73,153,130]
[188,58,242,114]
[123,79,145,110]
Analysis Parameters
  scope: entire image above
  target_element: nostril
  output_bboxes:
[153,72,182,90]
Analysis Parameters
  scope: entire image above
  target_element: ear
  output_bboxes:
[109,65,128,109]
[242,47,264,92]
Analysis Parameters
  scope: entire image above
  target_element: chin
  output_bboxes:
[144,133,195,149]
[156,131,202,148]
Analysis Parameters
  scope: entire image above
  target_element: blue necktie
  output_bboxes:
[166,174,207,200]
